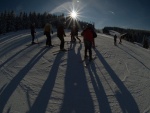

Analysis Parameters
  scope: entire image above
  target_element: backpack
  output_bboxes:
[93,31,97,38]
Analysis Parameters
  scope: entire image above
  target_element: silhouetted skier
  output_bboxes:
[30,23,36,44]
[70,26,81,43]
[70,26,75,42]
[57,24,66,51]
[44,22,53,46]
[119,36,122,44]
[81,24,96,61]
[143,37,149,49]
[114,34,117,45]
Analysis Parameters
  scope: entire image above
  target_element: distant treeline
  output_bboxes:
[0,10,94,34]
[103,27,150,44]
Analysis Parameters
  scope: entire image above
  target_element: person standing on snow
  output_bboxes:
[81,24,96,61]
[70,26,75,42]
[74,26,81,43]
[30,23,36,44]
[119,35,122,44]
[114,34,117,45]
[70,26,81,43]
[57,24,66,51]
[44,22,53,46]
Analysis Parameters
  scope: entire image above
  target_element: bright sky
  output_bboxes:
[0,0,150,30]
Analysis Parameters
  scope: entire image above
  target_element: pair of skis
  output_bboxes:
[26,42,40,46]
[40,44,59,48]
[80,56,97,67]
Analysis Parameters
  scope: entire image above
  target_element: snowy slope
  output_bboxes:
[0,30,150,113]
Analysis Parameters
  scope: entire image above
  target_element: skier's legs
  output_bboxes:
[114,39,117,45]
[31,32,35,43]
[46,33,52,46]
[88,42,92,60]
[84,47,88,59]
[49,35,52,46]
[84,40,88,59]
[71,35,74,42]
[119,37,122,44]
[59,36,64,50]
[73,35,76,42]
[46,33,49,45]
[75,35,81,42]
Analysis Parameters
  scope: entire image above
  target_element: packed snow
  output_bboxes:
[0,29,150,113]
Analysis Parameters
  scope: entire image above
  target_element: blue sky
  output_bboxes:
[0,0,150,30]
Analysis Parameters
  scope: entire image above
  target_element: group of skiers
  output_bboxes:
[30,22,97,61]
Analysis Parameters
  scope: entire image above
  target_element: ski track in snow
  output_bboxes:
[0,31,150,113]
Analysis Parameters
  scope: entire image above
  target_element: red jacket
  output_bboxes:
[81,28,93,42]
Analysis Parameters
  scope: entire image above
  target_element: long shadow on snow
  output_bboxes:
[28,49,65,113]
[60,43,95,113]
[118,45,150,71]
[87,62,112,113]
[0,35,30,57]
[0,33,57,67]
[0,30,29,43]
[0,84,7,94]
[0,32,32,50]
[0,47,49,113]
[94,48,140,113]
[0,33,43,58]
[0,45,33,68]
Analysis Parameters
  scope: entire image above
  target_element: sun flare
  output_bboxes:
[65,2,83,27]
[70,10,78,19]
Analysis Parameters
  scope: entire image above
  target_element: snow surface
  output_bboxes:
[0,29,150,113]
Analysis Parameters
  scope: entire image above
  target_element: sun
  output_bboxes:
[70,10,78,19]
[65,3,83,27]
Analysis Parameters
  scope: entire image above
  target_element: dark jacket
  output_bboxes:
[30,24,35,34]
[57,26,66,37]
[71,27,78,36]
